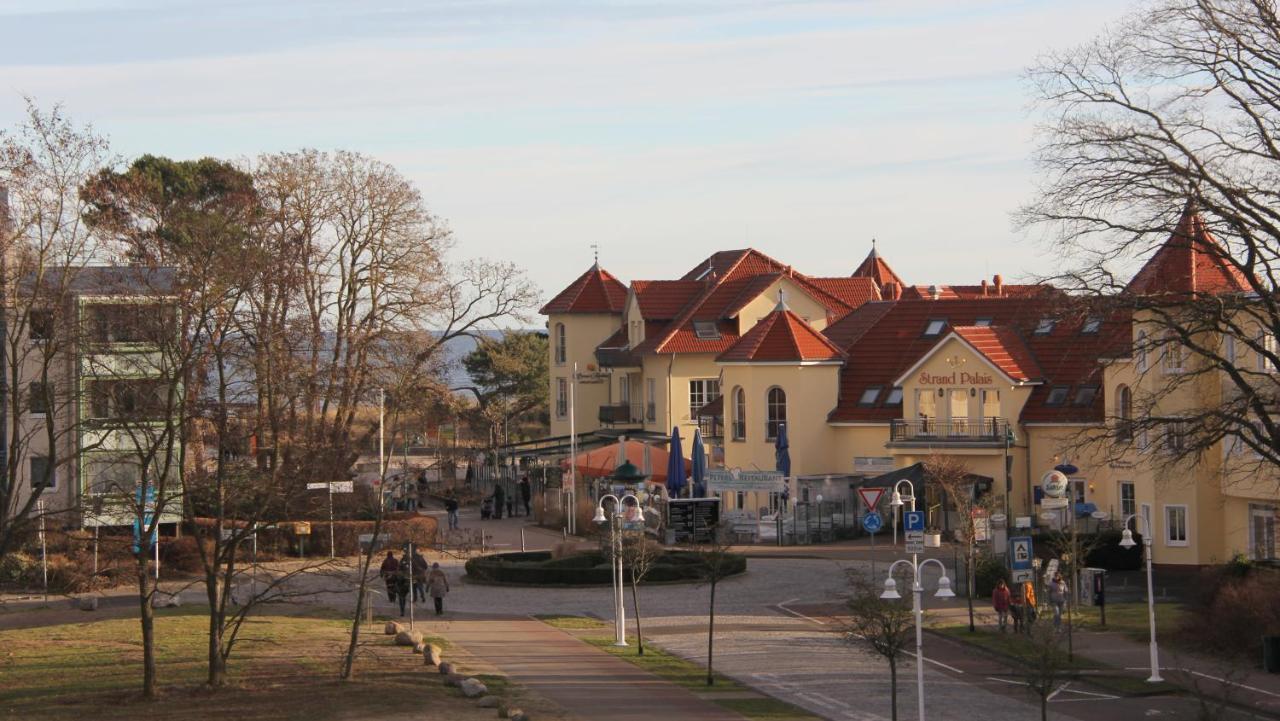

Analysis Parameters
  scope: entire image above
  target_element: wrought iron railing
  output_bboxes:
[889,417,1010,443]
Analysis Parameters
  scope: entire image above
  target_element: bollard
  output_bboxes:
[521,528,526,552]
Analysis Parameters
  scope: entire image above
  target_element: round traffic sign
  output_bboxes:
[862,511,883,533]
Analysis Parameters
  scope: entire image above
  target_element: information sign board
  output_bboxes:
[668,498,721,543]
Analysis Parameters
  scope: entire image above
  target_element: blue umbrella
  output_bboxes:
[775,422,791,477]
[691,428,707,497]
[666,427,686,497]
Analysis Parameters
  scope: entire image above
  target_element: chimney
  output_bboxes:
[929,284,941,301]
[993,274,1003,297]
[980,279,989,297]
[882,281,902,300]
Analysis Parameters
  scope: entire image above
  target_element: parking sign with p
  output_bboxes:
[904,510,924,532]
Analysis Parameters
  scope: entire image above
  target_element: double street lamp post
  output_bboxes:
[881,557,955,721]
[1119,513,1163,682]
[890,479,917,547]
[594,491,640,647]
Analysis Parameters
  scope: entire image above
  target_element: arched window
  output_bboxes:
[1135,330,1148,372]
[1116,385,1132,441]
[732,387,746,440]
[555,323,566,365]
[766,387,787,441]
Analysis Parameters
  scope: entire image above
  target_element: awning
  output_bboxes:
[694,395,723,418]
[861,462,993,489]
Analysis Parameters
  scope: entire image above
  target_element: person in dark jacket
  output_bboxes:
[519,475,532,516]
[492,484,505,520]
[445,497,460,530]
[378,551,399,608]
[411,549,430,602]
[395,551,413,616]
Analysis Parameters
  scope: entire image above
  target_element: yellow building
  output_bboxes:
[542,219,1279,567]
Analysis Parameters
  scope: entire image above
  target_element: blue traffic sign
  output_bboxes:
[1010,536,1033,570]
[862,511,883,534]
[904,510,925,532]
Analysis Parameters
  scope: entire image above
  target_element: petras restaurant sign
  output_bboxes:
[917,370,994,386]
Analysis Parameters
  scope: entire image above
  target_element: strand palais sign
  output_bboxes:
[917,370,995,386]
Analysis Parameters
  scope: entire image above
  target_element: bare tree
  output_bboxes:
[621,530,660,656]
[924,454,996,633]
[0,101,110,560]
[1020,622,1072,721]
[1022,0,1280,492]
[686,523,739,686]
[843,571,915,721]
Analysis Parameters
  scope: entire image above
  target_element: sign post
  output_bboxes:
[1010,535,1034,583]
[904,510,925,555]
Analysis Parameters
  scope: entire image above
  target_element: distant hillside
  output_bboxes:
[439,329,543,391]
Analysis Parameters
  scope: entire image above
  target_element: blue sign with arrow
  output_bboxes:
[904,510,925,532]
[1010,536,1033,570]
[862,511,883,534]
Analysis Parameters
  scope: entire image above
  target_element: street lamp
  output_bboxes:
[595,491,640,647]
[1119,514,1162,682]
[881,557,955,721]
[889,479,917,547]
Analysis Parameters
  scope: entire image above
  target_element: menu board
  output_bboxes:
[668,498,721,543]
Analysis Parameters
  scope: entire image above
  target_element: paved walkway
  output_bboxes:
[441,614,748,721]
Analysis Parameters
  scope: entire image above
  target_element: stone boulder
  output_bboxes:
[458,677,488,698]
[395,629,424,647]
[384,621,403,636]
[509,709,528,721]
[422,643,443,667]
[444,673,466,687]
[476,696,499,708]
[438,661,456,676]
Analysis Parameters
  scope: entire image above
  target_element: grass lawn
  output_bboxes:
[537,615,821,720]
[1074,601,1187,642]
[0,605,491,721]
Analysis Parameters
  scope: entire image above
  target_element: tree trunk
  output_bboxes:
[206,566,226,688]
[137,557,157,699]
[1041,695,1048,721]
[967,542,976,632]
[631,579,644,656]
[341,572,369,680]
[706,579,716,686]
[889,657,898,721]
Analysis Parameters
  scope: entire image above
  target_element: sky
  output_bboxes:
[0,0,1134,311]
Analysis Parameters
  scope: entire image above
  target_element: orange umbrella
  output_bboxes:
[561,439,688,484]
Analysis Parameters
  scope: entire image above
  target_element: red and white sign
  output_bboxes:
[857,487,885,510]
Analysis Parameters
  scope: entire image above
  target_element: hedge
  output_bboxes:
[465,550,746,586]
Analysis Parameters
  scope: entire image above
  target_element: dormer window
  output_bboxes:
[693,320,720,340]
[1034,318,1056,336]
[923,319,947,337]
[858,387,882,407]
[974,318,993,327]
[1081,317,1102,334]
[1073,385,1099,406]
[1045,385,1070,406]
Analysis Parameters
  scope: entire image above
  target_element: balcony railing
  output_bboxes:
[599,403,644,426]
[890,417,1010,444]
[595,346,641,368]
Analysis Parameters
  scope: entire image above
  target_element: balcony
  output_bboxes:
[599,403,644,426]
[595,346,641,368]
[889,418,1012,447]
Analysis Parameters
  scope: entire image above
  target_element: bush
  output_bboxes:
[974,552,1011,597]
[1179,564,1280,661]
[465,549,746,586]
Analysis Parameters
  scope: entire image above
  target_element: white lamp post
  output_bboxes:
[889,479,917,547]
[881,556,955,721]
[1119,513,1162,682]
[595,492,639,646]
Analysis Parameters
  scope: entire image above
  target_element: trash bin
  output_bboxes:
[1264,636,1280,673]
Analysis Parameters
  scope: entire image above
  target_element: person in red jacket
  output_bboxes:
[992,578,1012,632]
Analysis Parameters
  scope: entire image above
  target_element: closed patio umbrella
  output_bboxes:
[666,427,686,497]
[691,428,707,497]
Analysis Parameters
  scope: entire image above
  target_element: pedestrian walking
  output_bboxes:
[1049,572,1069,630]
[445,497,460,530]
[1010,590,1025,633]
[992,578,1012,632]
[519,475,532,516]
[1022,580,1038,629]
[427,562,450,615]
[492,484,505,520]
[396,550,414,616]
[411,548,430,603]
[378,551,399,607]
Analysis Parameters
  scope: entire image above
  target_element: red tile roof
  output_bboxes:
[806,277,882,308]
[540,264,629,315]
[950,326,1043,382]
[852,246,905,288]
[1125,203,1253,296]
[632,280,702,319]
[719,308,845,363]
[825,296,1130,424]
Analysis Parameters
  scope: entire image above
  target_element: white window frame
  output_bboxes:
[1249,504,1277,561]
[689,379,721,420]
[766,386,787,441]
[1164,504,1189,547]
[1162,331,1185,374]
[1259,327,1277,372]
[1119,481,1135,519]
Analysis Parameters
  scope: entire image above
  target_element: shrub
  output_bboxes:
[1179,564,1280,661]
[974,551,1011,597]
